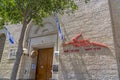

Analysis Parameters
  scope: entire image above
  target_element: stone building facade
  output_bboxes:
[0,0,119,80]
[0,24,22,79]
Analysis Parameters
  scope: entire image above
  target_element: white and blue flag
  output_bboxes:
[4,27,14,44]
[54,13,64,40]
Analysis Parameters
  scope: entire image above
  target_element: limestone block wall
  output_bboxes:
[58,0,119,80]
[0,24,22,79]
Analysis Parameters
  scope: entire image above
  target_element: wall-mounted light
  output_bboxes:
[30,50,38,58]
[23,48,28,56]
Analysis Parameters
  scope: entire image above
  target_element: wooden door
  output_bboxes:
[36,48,53,80]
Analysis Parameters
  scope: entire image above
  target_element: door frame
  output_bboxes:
[24,34,59,80]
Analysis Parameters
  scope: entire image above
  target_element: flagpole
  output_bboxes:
[54,13,64,41]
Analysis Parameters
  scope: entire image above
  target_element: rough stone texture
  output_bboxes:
[59,0,119,80]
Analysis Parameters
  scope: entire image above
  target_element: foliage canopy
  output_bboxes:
[0,0,79,28]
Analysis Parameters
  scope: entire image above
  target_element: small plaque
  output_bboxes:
[54,51,59,56]
[8,48,17,59]
[31,63,36,70]
[53,65,58,72]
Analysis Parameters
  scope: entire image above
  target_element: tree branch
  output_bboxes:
[27,9,32,24]
[15,0,24,16]
[24,3,29,17]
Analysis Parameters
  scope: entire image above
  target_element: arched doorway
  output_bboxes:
[19,16,59,80]
[0,34,6,62]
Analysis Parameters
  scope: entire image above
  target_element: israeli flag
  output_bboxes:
[54,13,64,40]
[4,27,14,44]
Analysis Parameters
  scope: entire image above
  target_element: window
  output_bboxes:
[8,48,17,59]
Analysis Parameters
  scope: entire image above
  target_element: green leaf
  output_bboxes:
[0,0,89,28]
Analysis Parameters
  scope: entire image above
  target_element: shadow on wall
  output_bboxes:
[59,34,117,80]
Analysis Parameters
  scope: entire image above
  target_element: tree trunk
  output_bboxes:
[10,20,27,80]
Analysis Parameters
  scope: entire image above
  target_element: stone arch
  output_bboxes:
[34,22,57,34]
[23,16,57,48]
[19,16,59,79]
[0,33,6,62]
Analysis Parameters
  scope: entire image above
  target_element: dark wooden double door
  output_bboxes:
[36,48,53,80]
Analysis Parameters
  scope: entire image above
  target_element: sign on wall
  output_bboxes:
[31,63,36,70]
[8,48,17,59]
[63,34,109,55]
